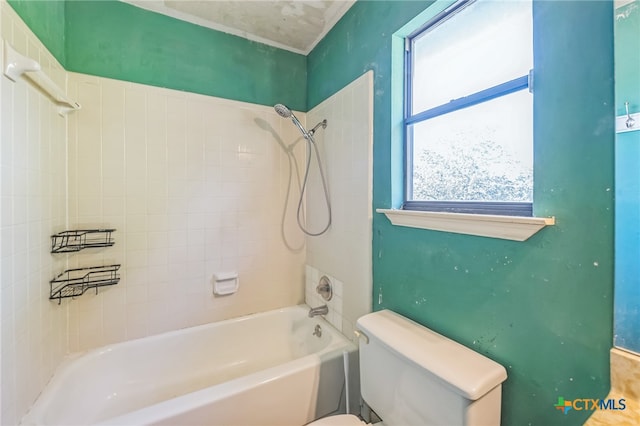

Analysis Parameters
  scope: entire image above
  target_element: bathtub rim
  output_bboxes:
[97,341,355,426]
[21,304,356,426]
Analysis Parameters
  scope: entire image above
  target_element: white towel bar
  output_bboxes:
[3,40,80,116]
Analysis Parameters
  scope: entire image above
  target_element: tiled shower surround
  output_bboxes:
[65,73,307,352]
[0,2,373,423]
[305,72,374,340]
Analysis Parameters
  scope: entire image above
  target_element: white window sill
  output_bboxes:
[377,209,555,241]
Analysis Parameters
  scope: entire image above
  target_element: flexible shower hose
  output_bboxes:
[297,135,332,236]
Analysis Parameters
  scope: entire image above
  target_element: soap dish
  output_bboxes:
[213,272,239,296]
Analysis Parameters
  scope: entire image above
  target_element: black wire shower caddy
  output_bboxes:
[50,229,116,253]
[49,264,121,304]
[49,228,121,304]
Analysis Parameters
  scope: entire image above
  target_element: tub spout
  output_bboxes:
[308,305,328,318]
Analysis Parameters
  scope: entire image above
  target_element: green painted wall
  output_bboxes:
[8,0,306,111]
[64,1,306,110]
[308,1,614,425]
[7,0,66,64]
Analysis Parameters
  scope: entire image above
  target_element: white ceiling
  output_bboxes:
[124,0,356,55]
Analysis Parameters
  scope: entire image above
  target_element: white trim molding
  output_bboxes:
[377,209,555,241]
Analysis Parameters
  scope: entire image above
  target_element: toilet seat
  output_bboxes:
[307,414,367,426]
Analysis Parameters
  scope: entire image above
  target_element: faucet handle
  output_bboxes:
[316,275,333,301]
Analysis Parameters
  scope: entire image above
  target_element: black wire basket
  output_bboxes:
[49,264,121,304]
[51,229,116,253]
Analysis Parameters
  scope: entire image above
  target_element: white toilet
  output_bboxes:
[310,310,508,426]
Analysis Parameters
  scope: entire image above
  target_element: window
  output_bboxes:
[405,0,533,216]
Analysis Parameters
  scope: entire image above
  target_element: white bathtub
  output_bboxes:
[21,305,357,426]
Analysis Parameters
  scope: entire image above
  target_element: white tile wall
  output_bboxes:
[65,73,307,352]
[305,71,374,341]
[0,2,68,424]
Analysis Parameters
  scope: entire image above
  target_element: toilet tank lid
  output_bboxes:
[357,310,508,401]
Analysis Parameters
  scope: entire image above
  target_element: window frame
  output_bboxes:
[403,0,533,217]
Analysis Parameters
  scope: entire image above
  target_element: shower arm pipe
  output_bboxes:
[308,119,328,137]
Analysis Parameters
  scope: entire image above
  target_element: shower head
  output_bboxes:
[274,103,310,139]
[274,103,292,119]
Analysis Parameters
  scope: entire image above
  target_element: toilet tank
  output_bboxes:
[356,310,507,426]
